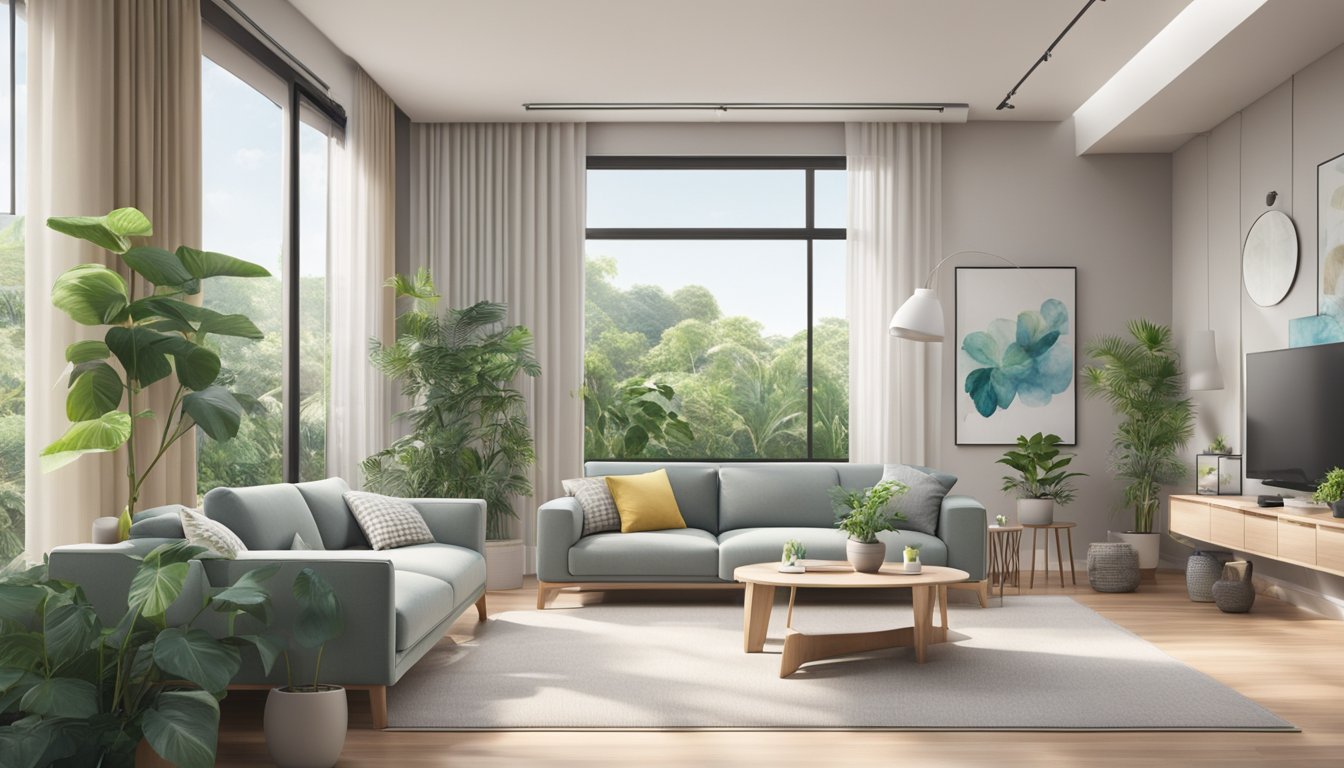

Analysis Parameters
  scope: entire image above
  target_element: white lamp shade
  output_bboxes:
[1186,328,1224,391]
[890,288,945,342]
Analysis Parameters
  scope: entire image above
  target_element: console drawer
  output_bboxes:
[1278,519,1317,565]
[1169,499,1210,540]
[1208,506,1244,549]
[1317,526,1344,574]
[1243,512,1278,556]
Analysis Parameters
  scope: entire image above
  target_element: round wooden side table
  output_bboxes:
[987,525,1023,600]
[1022,521,1077,588]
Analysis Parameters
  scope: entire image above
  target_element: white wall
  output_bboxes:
[1172,41,1344,611]
[938,121,1174,568]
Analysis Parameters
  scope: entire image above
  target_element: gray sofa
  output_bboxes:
[48,477,487,729]
[536,462,989,608]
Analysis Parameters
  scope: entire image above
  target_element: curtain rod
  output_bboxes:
[214,0,331,93]
[523,102,967,112]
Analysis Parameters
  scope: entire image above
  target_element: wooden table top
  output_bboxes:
[733,562,971,588]
[1021,521,1077,529]
[988,525,1024,533]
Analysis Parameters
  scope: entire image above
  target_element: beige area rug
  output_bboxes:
[386,595,1294,731]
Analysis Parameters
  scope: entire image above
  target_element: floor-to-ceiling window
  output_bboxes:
[0,0,26,560]
[584,158,847,461]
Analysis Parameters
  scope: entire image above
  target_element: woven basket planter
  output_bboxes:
[1186,550,1229,602]
[1213,561,1255,613]
[1087,542,1140,593]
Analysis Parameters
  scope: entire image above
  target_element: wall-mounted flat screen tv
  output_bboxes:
[1245,341,1344,492]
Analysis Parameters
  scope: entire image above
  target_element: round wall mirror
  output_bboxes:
[1243,210,1298,307]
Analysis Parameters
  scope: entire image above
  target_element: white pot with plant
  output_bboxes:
[780,539,807,573]
[1085,320,1195,573]
[830,480,908,573]
[997,432,1087,526]
[265,568,348,768]
[903,543,923,574]
[1313,467,1344,518]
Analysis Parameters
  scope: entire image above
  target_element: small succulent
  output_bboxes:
[781,539,807,565]
[903,543,922,563]
[995,514,1008,526]
[1207,435,1231,455]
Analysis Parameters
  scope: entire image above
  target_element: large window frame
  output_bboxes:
[202,3,345,483]
[585,155,846,461]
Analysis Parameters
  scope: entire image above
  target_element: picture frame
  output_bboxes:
[955,266,1078,446]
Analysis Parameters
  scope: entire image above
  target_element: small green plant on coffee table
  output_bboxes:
[781,539,807,565]
[1312,467,1344,506]
[830,480,908,544]
[903,543,922,563]
[997,432,1087,504]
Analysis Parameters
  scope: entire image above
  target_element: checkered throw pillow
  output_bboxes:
[180,508,247,559]
[343,491,435,550]
[562,476,621,536]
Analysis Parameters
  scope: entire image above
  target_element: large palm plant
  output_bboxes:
[362,271,539,540]
[1084,319,1194,533]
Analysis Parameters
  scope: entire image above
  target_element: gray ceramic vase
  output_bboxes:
[846,539,885,573]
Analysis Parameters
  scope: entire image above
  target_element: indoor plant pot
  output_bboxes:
[485,537,525,590]
[265,686,348,768]
[1109,530,1160,571]
[1017,498,1054,526]
[1333,501,1344,519]
[846,539,885,573]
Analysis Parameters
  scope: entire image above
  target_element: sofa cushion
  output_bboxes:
[585,462,720,533]
[879,464,949,536]
[718,464,840,531]
[296,477,366,549]
[204,483,325,551]
[308,543,486,601]
[393,571,455,652]
[344,491,436,550]
[569,528,719,578]
[717,527,948,581]
[180,508,248,559]
[561,476,621,535]
[129,504,189,539]
[605,469,687,533]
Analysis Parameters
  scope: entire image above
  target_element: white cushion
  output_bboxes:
[180,507,247,559]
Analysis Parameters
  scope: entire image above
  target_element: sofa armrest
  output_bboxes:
[536,497,583,582]
[407,498,487,555]
[939,495,988,581]
[49,540,207,626]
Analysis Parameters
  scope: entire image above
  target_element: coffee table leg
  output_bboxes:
[912,586,930,663]
[743,583,775,653]
[1067,527,1077,585]
[1029,528,1038,588]
[938,585,948,628]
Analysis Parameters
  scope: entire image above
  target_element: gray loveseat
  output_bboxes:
[536,462,988,608]
[48,477,487,729]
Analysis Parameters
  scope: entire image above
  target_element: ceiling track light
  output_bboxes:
[995,0,1106,111]
[521,102,968,113]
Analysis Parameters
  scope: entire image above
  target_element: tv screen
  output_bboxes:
[1245,341,1344,492]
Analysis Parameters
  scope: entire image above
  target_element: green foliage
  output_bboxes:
[583,381,694,459]
[781,539,806,564]
[997,432,1087,505]
[1312,467,1344,504]
[1084,319,1195,533]
[42,208,270,533]
[1207,435,1231,455]
[285,567,344,692]
[903,543,922,562]
[829,480,908,544]
[0,217,26,563]
[0,544,282,767]
[363,271,540,540]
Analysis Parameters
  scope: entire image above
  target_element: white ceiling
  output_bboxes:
[288,0,1191,123]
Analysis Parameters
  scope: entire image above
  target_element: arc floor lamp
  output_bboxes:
[889,251,1021,342]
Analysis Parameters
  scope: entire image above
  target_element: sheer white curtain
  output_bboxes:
[846,123,942,465]
[25,0,201,555]
[409,123,586,570]
[327,68,396,487]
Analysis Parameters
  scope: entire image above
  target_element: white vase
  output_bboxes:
[264,686,347,768]
[903,557,922,574]
[1017,498,1055,525]
[846,539,885,573]
[1109,530,1161,570]
[485,538,525,590]
[91,516,121,544]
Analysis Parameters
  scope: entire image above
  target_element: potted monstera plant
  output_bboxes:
[42,207,269,538]
[264,568,347,768]
[829,480,908,573]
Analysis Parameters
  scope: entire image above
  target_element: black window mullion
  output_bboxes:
[282,82,300,483]
[805,169,814,460]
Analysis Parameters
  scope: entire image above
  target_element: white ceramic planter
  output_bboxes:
[846,539,885,573]
[485,538,525,591]
[1017,498,1055,526]
[1109,530,1161,570]
[264,686,347,768]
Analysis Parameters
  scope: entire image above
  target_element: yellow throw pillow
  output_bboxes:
[604,469,687,533]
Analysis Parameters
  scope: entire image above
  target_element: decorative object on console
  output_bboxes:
[829,479,908,573]
[955,266,1077,445]
[1212,561,1256,613]
[1186,550,1230,602]
[265,567,349,768]
[997,432,1086,526]
[1195,453,1242,496]
[780,539,806,573]
[1085,319,1194,575]
[41,207,270,540]
[1086,542,1140,593]
[1312,466,1344,518]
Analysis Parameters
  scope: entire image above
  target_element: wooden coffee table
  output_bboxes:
[733,561,971,677]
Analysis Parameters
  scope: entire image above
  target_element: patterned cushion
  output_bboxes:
[562,476,622,536]
[180,508,247,559]
[343,491,435,550]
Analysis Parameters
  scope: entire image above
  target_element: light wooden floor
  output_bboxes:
[216,572,1344,767]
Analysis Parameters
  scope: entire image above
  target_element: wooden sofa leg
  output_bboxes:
[536,582,554,610]
[973,579,989,608]
[476,594,487,622]
[369,685,388,730]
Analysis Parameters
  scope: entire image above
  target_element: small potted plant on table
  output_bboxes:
[903,543,923,574]
[780,539,807,573]
[997,432,1087,525]
[830,479,908,573]
[1313,467,1344,518]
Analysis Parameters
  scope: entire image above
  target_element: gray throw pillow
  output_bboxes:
[879,464,949,536]
[343,491,435,550]
[562,477,621,536]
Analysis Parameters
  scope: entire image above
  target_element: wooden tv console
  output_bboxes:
[1169,494,1344,577]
